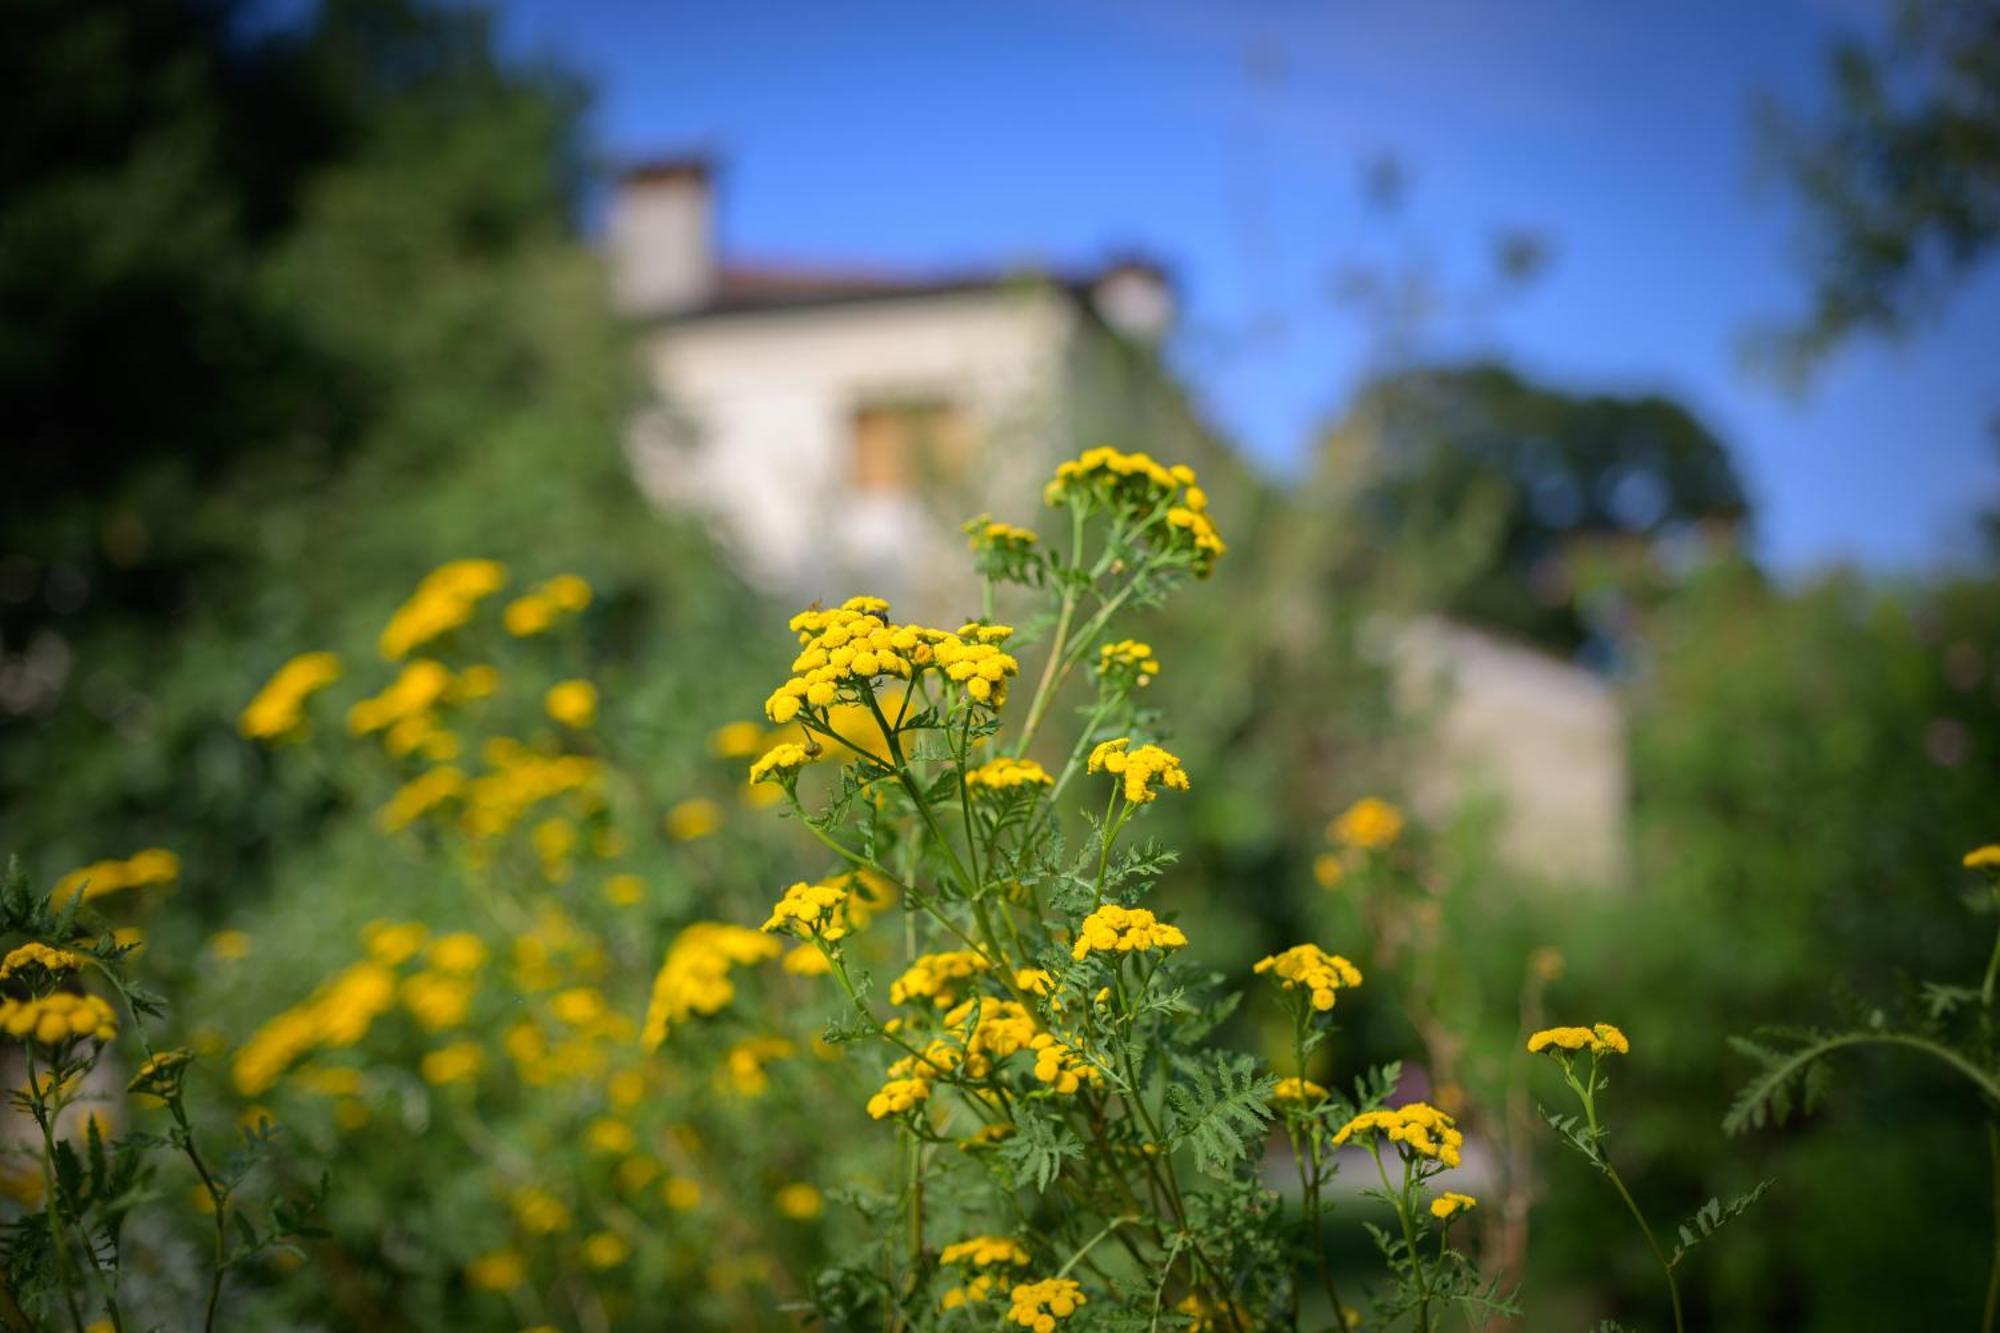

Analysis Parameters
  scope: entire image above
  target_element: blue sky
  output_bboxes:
[496,0,1999,574]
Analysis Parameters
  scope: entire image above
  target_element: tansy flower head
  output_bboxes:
[866,1076,932,1119]
[1431,1191,1477,1221]
[941,1236,1032,1268]
[1966,844,2000,874]
[1272,1076,1328,1104]
[239,652,342,741]
[1043,449,1223,574]
[545,680,598,729]
[0,943,85,984]
[1332,1102,1465,1168]
[1527,1023,1630,1057]
[749,742,816,786]
[1086,738,1189,804]
[964,756,1053,792]
[1007,1276,1087,1333]
[1096,639,1160,687]
[1254,944,1363,1012]
[1071,904,1187,962]
[641,923,782,1048]
[760,880,850,942]
[889,950,990,1007]
[1027,1033,1102,1094]
[1331,796,1404,851]
[378,559,506,660]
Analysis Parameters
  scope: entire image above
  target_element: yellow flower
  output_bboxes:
[0,942,86,981]
[1097,639,1161,686]
[361,920,430,967]
[544,680,598,729]
[465,1250,526,1291]
[749,742,815,786]
[1006,1276,1087,1332]
[665,797,722,841]
[401,972,475,1031]
[0,991,118,1048]
[581,1230,629,1270]
[865,1076,932,1119]
[1966,844,2000,872]
[1332,1102,1465,1169]
[782,944,832,976]
[604,873,645,907]
[1431,1191,1477,1221]
[1272,1077,1328,1104]
[427,932,489,976]
[1254,944,1363,1012]
[774,1182,823,1220]
[942,1236,1031,1268]
[511,1186,570,1235]
[663,1176,702,1211]
[720,1036,794,1096]
[376,766,465,833]
[239,652,342,740]
[207,930,252,962]
[1027,1034,1102,1095]
[888,950,990,1006]
[378,559,506,659]
[420,1042,483,1086]
[966,516,1039,555]
[1527,1022,1629,1057]
[1331,796,1404,852]
[763,598,1020,723]
[51,848,180,908]
[761,880,851,943]
[1043,448,1223,574]
[963,757,1054,792]
[641,923,781,1048]
[1086,738,1189,803]
[1312,852,1345,890]
[348,659,452,736]
[587,1118,637,1155]
[710,720,766,758]
[1070,904,1187,962]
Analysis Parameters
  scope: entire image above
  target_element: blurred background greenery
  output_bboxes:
[3,0,1997,1329]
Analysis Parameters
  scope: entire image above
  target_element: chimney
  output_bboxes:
[1089,256,1176,342]
[608,157,718,317]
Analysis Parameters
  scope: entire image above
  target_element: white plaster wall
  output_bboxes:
[627,288,1077,612]
[1387,616,1630,888]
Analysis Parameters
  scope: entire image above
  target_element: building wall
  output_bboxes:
[627,287,1080,614]
[1387,615,1629,887]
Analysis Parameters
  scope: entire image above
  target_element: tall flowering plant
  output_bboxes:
[743,449,1504,1331]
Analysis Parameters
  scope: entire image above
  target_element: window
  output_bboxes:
[851,400,975,493]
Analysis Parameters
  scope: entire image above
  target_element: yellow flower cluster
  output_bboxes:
[890,950,991,1006]
[0,943,85,981]
[964,756,1054,791]
[1966,844,2000,872]
[945,997,1039,1075]
[378,559,506,660]
[1007,1276,1087,1333]
[1071,904,1187,962]
[503,573,592,637]
[1431,1191,1477,1221]
[1254,944,1364,1012]
[128,1047,195,1097]
[764,598,1021,722]
[462,740,600,840]
[0,992,118,1046]
[719,1036,795,1097]
[866,1075,933,1119]
[545,679,598,729]
[967,517,1039,554]
[1272,1077,1328,1104]
[239,652,342,740]
[775,1181,823,1220]
[51,848,179,908]
[1027,1033,1101,1094]
[1526,1023,1630,1057]
[347,660,453,738]
[641,923,782,1049]
[233,961,398,1095]
[1331,796,1404,852]
[761,879,851,943]
[1087,738,1189,803]
[1097,639,1161,686]
[941,1236,1032,1268]
[749,741,816,786]
[421,1041,484,1086]
[1043,448,1224,574]
[378,766,465,832]
[665,797,721,841]
[1332,1102,1465,1168]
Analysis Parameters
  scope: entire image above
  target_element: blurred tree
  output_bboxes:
[0,0,753,910]
[1312,362,1748,656]
[1758,0,2000,375]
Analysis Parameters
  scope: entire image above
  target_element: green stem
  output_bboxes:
[1604,1161,1684,1333]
